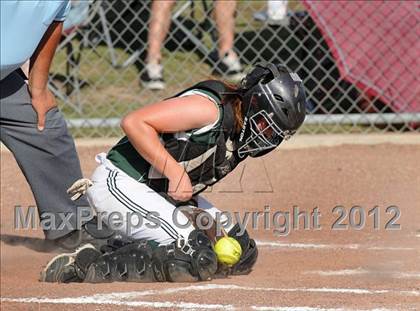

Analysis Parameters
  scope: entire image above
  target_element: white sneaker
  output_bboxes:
[253,10,290,27]
[140,63,165,90]
[220,53,245,81]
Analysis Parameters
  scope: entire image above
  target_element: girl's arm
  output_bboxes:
[121,95,219,202]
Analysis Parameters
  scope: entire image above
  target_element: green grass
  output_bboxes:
[70,126,123,138]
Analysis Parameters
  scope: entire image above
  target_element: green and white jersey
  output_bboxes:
[106,88,224,183]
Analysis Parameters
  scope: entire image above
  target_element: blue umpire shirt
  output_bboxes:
[0,0,71,80]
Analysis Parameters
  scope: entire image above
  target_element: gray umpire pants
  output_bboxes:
[0,70,91,240]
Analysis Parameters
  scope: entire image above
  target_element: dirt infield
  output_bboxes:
[1,135,419,310]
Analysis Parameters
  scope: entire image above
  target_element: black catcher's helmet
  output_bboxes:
[236,63,307,158]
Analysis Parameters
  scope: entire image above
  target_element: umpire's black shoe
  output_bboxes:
[40,243,102,283]
[54,218,115,251]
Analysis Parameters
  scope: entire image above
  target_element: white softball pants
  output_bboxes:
[87,153,231,245]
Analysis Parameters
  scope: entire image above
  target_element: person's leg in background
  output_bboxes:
[214,0,236,59]
[213,0,244,81]
[0,70,92,241]
[140,0,176,90]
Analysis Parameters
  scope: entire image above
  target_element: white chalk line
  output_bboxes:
[305,268,369,276]
[305,268,420,279]
[0,297,397,311]
[252,307,395,311]
[1,283,419,309]
[0,297,233,310]
[255,240,417,251]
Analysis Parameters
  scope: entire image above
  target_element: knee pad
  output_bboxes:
[152,246,197,282]
[191,247,218,281]
[227,224,258,275]
[188,228,213,249]
[152,230,217,282]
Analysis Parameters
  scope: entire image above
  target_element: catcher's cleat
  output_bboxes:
[40,253,75,283]
[40,243,101,283]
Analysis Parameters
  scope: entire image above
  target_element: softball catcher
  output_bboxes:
[40,63,307,283]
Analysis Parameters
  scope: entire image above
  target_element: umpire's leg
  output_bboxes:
[0,70,91,240]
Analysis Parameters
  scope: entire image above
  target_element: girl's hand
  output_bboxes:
[167,167,193,202]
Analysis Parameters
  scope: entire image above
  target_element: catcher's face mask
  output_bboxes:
[237,108,294,158]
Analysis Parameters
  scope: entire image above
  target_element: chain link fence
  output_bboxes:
[49,0,420,137]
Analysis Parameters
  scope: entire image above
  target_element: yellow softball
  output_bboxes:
[214,237,242,266]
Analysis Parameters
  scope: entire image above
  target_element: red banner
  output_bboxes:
[302,1,419,112]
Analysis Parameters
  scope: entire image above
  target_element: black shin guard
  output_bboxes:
[84,231,217,283]
[152,230,218,282]
[84,240,156,283]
